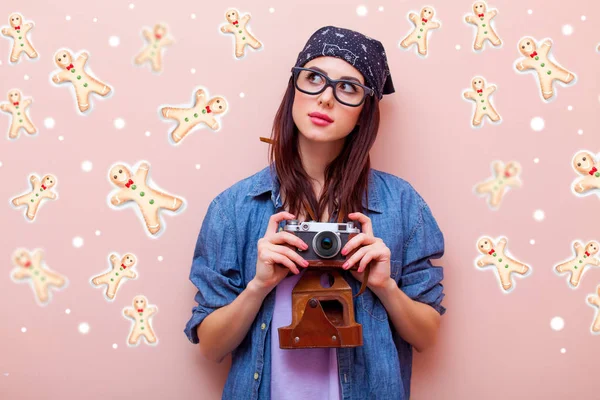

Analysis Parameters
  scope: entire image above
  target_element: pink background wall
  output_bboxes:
[1,0,600,398]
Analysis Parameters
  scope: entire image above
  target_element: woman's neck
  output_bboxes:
[297,132,345,186]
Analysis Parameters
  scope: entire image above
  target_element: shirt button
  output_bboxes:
[261,323,266,330]
[254,372,259,380]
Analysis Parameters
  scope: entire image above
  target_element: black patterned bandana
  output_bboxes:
[294,26,395,100]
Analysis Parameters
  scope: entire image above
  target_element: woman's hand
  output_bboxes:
[253,211,310,291]
[341,212,392,290]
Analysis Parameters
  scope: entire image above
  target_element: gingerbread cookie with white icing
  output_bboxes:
[10,248,67,305]
[123,295,158,345]
[11,173,57,221]
[0,89,36,139]
[1,13,38,63]
[108,161,184,236]
[91,253,138,300]
[476,236,531,291]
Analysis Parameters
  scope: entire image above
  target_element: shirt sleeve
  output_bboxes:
[399,195,446,315]
[184,196,245,344]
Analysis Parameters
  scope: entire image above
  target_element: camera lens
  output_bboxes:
[313,231,341,259]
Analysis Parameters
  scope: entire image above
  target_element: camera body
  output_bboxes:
[283,220,361,268]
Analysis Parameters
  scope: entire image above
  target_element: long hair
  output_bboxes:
[267,76,380,222]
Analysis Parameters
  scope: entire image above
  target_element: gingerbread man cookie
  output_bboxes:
[514,37,575,101]
[554,240,600,288]
[123,295,158,345]
[1,13,38,63]
[399,6,441,56]
[51,49,112,113]
[220,8,263,58]
[0,89,36,139]
[160,87,228,144]
[587,285,600,334]
[11,173,57,221]
[474,161,522,209]
[108,161,184,236]
[134,23,174,72]
[571,150,600,196]
[10,248,67,305]
[476,236,531,291]
[91,253,138,300]
[463,76,501,127]
[464,2,502,51]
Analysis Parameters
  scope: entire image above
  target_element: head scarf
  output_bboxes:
[293,26,395,100]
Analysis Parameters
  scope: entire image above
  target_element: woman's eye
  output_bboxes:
[339,82,358,93]
[307,72,323,84]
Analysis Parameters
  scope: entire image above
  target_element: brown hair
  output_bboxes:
[261,76,380,222]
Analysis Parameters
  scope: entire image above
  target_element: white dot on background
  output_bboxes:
[534,158,540,163]
[568,105,573,111]
[44,118,55,129]
[581,16,586,21]
[562,25,574,36]
[533,209,545,221]
[78,322,90,334]
[561,348,566,353]
[58,136,64,141]
[530,239,535,245]
[356,5,368,17]
[3,373,8,376]
[65,309,71,314]
[66,15,71,21]
[93,17,98,22]
[95,230,101,236]
[190,68,196,74]
[145,131,151,137]
[21,327,26,333]
[129,3,135,9]
[72,236,84,248]
[455,45,461,50]
[379,6,384,12]
[527,9,533,15]
[0,161,3,167]
[269,7,275,13]
[239,92,245,98]
[109,36,120,47]
[81,161,93,172]
[195,164,201,170]
[158,256,163,261]
[530,117,545,132]
[114,118,125,129]
[112,344,118,349]
[551,316,565,331]
[578,129,583,135]
[24,75,29,81]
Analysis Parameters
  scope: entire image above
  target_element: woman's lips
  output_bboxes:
[308,112,333,127]
[310,116,332,126]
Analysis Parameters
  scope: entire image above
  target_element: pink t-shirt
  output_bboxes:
[270,269,342,399]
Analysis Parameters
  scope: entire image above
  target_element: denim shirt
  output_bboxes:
[184,163,446,400]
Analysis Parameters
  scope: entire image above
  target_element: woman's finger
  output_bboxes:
[268,249,300,274]
[348,212,373,236]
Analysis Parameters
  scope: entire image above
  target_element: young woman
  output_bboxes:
[184,26,446,400]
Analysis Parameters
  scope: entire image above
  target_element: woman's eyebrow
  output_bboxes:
[309,66,362,83]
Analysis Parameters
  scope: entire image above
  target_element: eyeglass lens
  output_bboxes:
[295,69,365,106]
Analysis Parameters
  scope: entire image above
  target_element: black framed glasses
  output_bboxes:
[291,67,374,107]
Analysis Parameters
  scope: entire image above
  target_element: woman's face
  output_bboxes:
[292,56,366,143]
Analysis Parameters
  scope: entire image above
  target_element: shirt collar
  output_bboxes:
[247,163,383,213]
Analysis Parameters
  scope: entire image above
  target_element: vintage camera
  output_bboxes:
[283,220,361,267]
[278,219,365,349]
